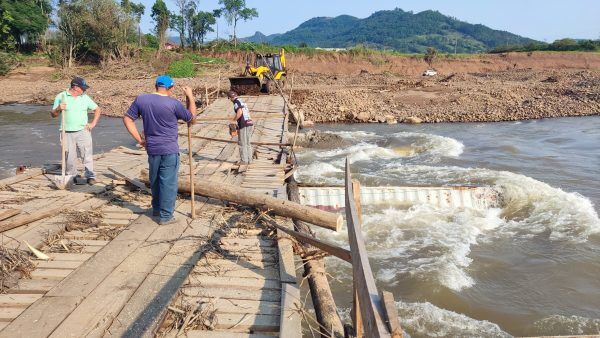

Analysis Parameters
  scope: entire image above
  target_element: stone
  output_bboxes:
[385,115,397,124]
[404,116,422,124]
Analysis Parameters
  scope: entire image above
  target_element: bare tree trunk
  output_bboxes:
[68,41,73,68]
[233,18,237,47]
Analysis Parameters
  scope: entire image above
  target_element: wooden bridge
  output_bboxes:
[0,94,401,337]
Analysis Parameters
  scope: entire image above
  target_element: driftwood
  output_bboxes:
[140,169,342,231]
[287,175,345,338]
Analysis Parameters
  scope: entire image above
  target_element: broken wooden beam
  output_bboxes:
[140,169,342,231]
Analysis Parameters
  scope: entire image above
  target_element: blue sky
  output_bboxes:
[137,0,600,42]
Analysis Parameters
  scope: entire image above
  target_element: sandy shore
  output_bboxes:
[0,52,598,123]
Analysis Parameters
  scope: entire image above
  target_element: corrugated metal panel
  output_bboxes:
[299,186,500,211]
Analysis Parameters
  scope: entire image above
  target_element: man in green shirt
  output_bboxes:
[50,77,102,184]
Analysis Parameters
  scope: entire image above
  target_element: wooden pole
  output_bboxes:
[205,85,209,106]
[60,93,67,187]
[289,73,295,104]
[351,179,363,337]
[140,169,343,231]
[187,123,195,219]
[286,175,345,338]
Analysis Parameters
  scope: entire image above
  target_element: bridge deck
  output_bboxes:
[0,95,300,337]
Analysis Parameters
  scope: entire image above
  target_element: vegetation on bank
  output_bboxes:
[490,38,600,53]
[0,0,598,77]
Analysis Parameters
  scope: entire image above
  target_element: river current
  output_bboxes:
[296,116,600,337]
[1,105,598,336]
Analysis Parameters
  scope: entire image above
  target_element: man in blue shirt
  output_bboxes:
[123,75,197,224]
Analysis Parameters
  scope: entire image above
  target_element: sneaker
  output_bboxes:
[87,178,97,185]
[159,217,177,225]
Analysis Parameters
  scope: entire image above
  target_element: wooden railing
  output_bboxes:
[344,158,401,338]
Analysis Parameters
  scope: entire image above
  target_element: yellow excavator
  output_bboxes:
[229,49,287,94]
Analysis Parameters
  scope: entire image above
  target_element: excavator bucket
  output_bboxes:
[229,76,262,95]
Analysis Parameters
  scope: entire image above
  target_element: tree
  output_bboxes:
[57,0,86,68]
[0,0,52,51]
[212,8,222,40]
[424,47,438,68]
[151,0,170,55]
[218,0,257,46]
[121,0,145,46]
[169,13,184,49]
[191,11,215,46]
[172,0,191,48]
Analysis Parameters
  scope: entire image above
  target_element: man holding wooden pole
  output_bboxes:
[50,77,101,185]
[123,75,197,224]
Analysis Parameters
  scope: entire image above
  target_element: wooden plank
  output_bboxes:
[193,265,279,280]
[30,268,73,280]
[9,279,60,294]
[0,307,27,322]
[70,239,110,246]
[187,276,280,291]
[345,160,389,338]
[0,294,42,307]
[47,252,93,261]
[181,287,280,302]
[212,313,279,332]
[49,217,189,338]
[381,290,402,337]
[0,296,83,336]
[35,260,82,270]
[197,258,277,270]
[0,168,43,186]
[265,214,352,263]
[184,331,274,338]
[220,237,275,247]
[46,215,159,298]
[104,206,214,337]
[181,297,280,316]
[0,209,20,222]
[279,283,302,338]
[108,167,150,193]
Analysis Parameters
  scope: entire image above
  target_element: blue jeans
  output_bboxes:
[148,153,180,222]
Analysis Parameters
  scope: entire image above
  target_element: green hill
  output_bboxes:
[243,8,538,53]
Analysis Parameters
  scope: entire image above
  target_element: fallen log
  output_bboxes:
[140,169,342,231]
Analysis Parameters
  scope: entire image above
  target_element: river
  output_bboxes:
[1,104,598,336]
[0,104,139,179]
[296,116,600,337]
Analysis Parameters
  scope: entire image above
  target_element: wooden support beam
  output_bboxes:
[108,167,151,194]
[262,214,352,263]
[345,159,389,338]
[380,290,403,338]
[286,175,345,338]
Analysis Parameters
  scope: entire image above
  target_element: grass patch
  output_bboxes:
[167,58,195,78]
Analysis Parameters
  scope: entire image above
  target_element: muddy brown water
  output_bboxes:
[297,116,600,337]
[2,104,599,337]
[0,104,140,179]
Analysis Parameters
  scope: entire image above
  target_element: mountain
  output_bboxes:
[243,9,538,53]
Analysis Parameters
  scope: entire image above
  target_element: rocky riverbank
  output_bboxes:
[0,53,598,123]
[289,69,600,124]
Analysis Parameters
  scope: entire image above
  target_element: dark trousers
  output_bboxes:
[148,153,179,222]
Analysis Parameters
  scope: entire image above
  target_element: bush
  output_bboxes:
[166,58,195,78]
[0,52,19,76]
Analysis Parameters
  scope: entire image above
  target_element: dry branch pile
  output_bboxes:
[0,245,35,293]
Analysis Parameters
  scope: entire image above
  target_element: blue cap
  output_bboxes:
[155,75,174,88]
